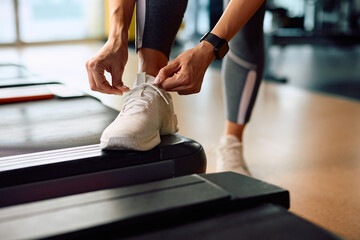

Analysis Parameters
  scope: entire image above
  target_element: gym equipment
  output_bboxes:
[0,84,85,104]
[0,172,340,239]
[129,204,341,240]
[0,134,206,207]
[0,97,119,157]
[0,63,58,88]
[0,83,206,207]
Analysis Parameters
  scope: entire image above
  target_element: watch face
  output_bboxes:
[215,40,229,60]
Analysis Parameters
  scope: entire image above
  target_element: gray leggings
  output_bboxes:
[136,0,265,124]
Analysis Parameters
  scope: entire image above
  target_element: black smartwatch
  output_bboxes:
[200,32,229,60]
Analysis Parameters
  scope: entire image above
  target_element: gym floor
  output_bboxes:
[1,42,360,240]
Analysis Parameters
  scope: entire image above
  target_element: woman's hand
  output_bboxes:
[155,41,216,95]
[85,37,130,95]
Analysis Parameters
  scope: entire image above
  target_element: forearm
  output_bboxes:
[211,0,264,41]
[108,0,136,42]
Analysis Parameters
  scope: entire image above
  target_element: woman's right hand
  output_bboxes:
[85,37,130,95]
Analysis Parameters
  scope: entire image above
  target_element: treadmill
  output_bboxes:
[0,134,206,207]
[0,72,206,207]
[0,172,340,240]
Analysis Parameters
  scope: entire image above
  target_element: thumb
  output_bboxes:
[155,60,179,85]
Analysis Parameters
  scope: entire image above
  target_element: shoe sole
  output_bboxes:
[101,130,161,151]
[101,114,178,151]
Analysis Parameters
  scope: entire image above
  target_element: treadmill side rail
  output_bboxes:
[0,134,207,188]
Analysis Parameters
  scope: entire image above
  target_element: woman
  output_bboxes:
[86,0,266,176]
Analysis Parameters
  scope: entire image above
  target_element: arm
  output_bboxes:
[211,0,264,41]
[155,0,265,95]
[85,0,136,95]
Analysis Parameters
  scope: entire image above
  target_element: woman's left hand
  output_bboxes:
[154,41,216,95]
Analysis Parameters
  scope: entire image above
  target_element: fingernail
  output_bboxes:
[115,85,129,90]
[154,77,160,84]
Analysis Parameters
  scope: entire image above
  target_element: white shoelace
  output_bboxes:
[120,83,169,115]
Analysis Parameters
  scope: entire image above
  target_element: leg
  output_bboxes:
[222,1,266,140]
[217,1,266,175]
[136,0,188,77]
[100,0,187,150]
[225,121,245,142]
[138,48,168,77]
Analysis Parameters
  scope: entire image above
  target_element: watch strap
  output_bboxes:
[200,32,223,47]
[200,32,229,60]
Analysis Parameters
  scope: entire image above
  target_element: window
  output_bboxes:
[0,0,104,44]
[0,0,16,43]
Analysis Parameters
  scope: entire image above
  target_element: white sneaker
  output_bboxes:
[100,73,178,151]
[216,135,251,176]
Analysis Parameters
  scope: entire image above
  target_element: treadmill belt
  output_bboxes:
[0,97,118,156]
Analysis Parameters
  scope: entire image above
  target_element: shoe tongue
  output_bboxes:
[133,72,156,87]
[127,72,157,103]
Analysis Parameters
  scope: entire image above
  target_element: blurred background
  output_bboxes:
[1,0,360,100]
[1,2,360,239]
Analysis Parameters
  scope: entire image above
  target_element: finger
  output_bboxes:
[86,68,112,94]
[161,72,190,91]
[86,58,124,95]
[93,71,124,95]
[167,85,189,92]
[111,65,130,92]
[177,89,197,95]
[166,79,201,95]
[161,76,180,91]
[86,65,98,92]
[155,60,180,85]
[88,68,123,95]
